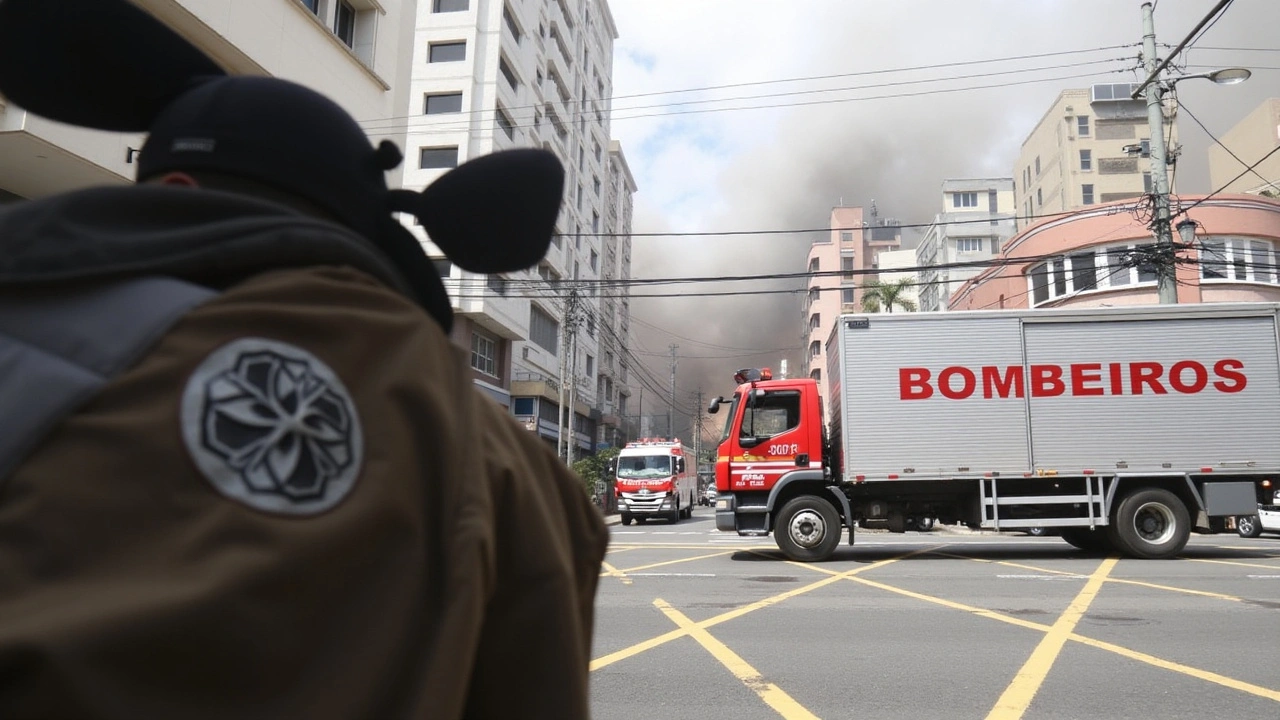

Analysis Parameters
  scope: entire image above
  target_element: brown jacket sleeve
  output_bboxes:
[0,267,606,720]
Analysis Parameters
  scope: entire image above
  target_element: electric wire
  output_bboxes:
[1176,97,1277,193]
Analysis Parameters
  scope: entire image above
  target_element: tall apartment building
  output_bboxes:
[802,204,901,416]
[916,178,1016,312]
[0,0,416,203]
[1208,97,1280,197]
[402,0,636,455]
[1012,84,1175,229]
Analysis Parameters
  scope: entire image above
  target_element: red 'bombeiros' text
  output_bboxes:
[899,360,1247,400]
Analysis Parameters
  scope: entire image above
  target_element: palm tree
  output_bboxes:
[860,278,917,313]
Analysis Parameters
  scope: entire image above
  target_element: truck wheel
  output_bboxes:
[1236,515,1262,538]
[774,496,841,562]
[669,499,680,523]
[1107,487,1190,559]
[1059,527,1112,553]
[621,514,632,526]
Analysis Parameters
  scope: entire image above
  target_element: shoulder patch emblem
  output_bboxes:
[180,337,363,515]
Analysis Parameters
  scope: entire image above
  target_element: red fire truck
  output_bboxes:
[709,304,1279,561]
[614,438,697,525]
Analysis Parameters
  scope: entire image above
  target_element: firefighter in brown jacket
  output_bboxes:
[0,1,608,718]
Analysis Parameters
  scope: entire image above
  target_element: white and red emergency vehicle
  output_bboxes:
[613,438,697,525]
[709,303,1280,561]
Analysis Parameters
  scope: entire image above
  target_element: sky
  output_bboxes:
[603,0,1280,443]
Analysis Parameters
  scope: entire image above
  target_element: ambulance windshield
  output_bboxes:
[617,455,672,479]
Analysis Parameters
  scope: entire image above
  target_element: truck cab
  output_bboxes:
[613,438,697,525]
[708,368,851,559]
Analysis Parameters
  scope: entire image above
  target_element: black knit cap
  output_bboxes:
[0,0,565,331]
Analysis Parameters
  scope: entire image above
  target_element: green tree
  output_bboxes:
[571,446,620,499]
[860,278,918,313]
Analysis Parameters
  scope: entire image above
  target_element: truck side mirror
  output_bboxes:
[607,459,616,475]
[677,458,685,473]
[707,397,722,414]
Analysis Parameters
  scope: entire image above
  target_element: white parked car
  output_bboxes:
[1236,487,1280,538]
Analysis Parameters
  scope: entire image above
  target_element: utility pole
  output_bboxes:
[668,344,678,440]
[692,389,703,469]
[558,288,581,462]
[1139,1,1178,304]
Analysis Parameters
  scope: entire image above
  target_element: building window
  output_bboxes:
[590,249,598,271]
[955,237,983,253]
[429,41,466,62]
[334,0,356,47]
[1143,172,1153,194]
[300,0,320,15]
[809,340,821,358]
[498,56,519,89]
[1082,184,1094,205]
[809,313,820,330]
[988,190,998,212]
[1027,243,1171,306]
[1201,238,1280,283]
[1035,156,1041,175]
[1070,252,1097,291]
[1080,149,1092,171]
[808,258,819,273]
[1077,116,1090,137]
[513,397,535,416]
[807,286,820,303]
[1036,188,1042,206]
[502,4,522,42]
[953,192,978,208]
[420,146,459,169]
[495,106,515,140]
[585,355,594,377]
[433,0,468,12]
[841,288,854,304]
[425,92,463,114]
[487,274,507,296]
[529,305,559,353]
[471,333,497,376]
[432,259,453,280]
[593,176,601,196]
[841,255,855,280]
[840,231,853,242]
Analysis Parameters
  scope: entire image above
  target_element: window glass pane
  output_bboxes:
[1201,240,1227,279]
[1136,249,1158,283]
[1070,252,1097,291]
[1031,264,1049,305]
[1079,149,1092,171]
[1251,241,1276,283]
[425,92,463,114]
[1052,259,1067,297]
[1108,249,1131,286]
[434,0,469,12]
[1229,238,1248,280]
[513,398,535,415]
[429,41,466,62]
[420,146,459,169]
[335,1,355,46]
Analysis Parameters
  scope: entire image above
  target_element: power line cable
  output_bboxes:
[1176,97,1277,193]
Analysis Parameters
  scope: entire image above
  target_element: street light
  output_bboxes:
[1168,67,1252,88]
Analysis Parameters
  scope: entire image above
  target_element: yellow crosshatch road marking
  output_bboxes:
[608,543,776,551]
[590,546,943,672]
[655,599,820,720]
[946,553,1245,603]
[985,558,1116,720]
[795,561,1280,705]
[599,561,631,586]
[615,550,735,574]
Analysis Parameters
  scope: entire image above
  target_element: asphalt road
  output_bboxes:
[590,509,1280,720]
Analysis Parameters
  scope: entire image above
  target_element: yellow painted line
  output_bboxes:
[620,550,735,574]
[1069,633,1280,702]
[794,561,1280,707]
[655,599,820,720]
[591,546,941,671]
[600,561,632,585]
[948,553,1243,603]
[986,558,1117,720]
[605,547,640,555]
[1188,558,1280,570]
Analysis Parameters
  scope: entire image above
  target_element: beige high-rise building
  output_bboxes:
[1208,97,1280,197]
[1012,83,1176,229]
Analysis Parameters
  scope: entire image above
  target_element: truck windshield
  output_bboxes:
[718,393,741,444]
[617,455,672,478]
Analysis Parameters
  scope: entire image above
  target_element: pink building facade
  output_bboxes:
[950,194,1280,311]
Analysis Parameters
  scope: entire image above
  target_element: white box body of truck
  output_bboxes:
[827,304,1280,483]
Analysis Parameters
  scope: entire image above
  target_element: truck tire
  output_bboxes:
[774,496,841,562]
[1107,487,1190,559]
[1236,515,1262,538]
[1059,527,1112,553]
[621,514,633,526]
[669,498,680,523]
